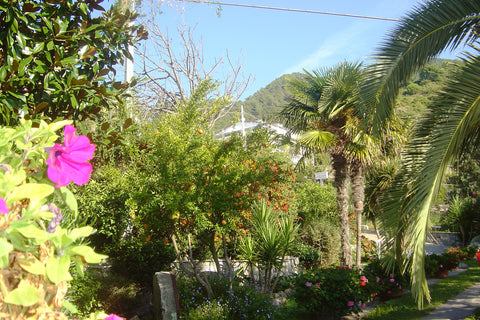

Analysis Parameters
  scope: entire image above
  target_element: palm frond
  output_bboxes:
[297,130,336,152]
[362,0,480,129]
[381,44,480,308]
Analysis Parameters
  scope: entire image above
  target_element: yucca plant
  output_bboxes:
[239,199,298,293]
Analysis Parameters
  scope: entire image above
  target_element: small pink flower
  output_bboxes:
[305,282,312,287]
[389,274,393,278]
[104,315,124,320]
[376,276,380,282]
[347,301,354,307]
[440,264,443,268]
[315,283,321,287]
[387,290,392,294]
[0,198,8,214]
[389,278,395,283]
[360,275,367,282]
[46,125,95,188]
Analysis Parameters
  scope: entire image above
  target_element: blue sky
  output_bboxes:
[124,0,455,99]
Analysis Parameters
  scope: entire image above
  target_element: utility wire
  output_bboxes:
[177,0,401,22]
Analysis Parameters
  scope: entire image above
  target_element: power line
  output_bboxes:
[177,0,402,22]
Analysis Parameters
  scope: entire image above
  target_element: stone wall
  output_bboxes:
[172,256,300,278]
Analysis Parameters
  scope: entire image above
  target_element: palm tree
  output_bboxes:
[362,0,480,308]
[281,62,374,267]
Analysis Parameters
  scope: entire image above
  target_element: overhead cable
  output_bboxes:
[177,0,402,22]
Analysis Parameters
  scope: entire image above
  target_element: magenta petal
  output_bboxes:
[0,198,9,214]
[63,125,77,146]
[47,161,72,188]
[66,161,92,185]
[103,315,124,320]
[47,125,95,188]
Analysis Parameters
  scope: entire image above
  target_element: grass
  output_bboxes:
[363,259,480,320]
[464,308,480,320]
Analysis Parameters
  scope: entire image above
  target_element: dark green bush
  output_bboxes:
[109,239,176,285]
[177,274,279,320]
[445,246,478,260]
[292,267,372,319]
[66,270,104,318]
[298,216,340,267]
[424,253,460,278]
[295,243,320,270]
[361,258,409,299]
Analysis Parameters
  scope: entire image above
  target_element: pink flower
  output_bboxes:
[305,282,312,287]
[0,198,8,214]
[315,283,321,287]
[376,276,380,282]
[347,301,354,307]
[360,275,368,282]
[46,125,95,188]
[389,278,395,283]
[104,315,124,320]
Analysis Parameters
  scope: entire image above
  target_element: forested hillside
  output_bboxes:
[215,59,460,130]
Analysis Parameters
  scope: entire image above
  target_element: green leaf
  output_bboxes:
[19,257,45,275]
[4,283,40,307]
[67,246,107,264]
[32,42,45,54]
[18,56,33,77]
[62,300,79,314]
[60,187,78,217]
[14,224,49,241]
[0,238,13,269]
[8,183,54,202]
[0,66,7,81]
[46,255,72,284]
[60,56,77,66]
[67,226,93,241]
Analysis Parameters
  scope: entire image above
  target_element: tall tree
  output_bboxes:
[281,62,375,267]
[362,0,480,308]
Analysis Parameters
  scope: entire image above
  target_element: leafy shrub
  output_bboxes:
[361,258,409,300]
[424,253,460,277]
[67,266,152,319]
[442,195,480,245]
[295,243,320,270]
[66,270,104,318]
[108,239,176,285]
[292,267,372,319]
[295,181,337,222]
[445,246,477,260]
[177,274,279,320]
[361,236,379,262]
[298,216,340,267]
[181,300,227,320]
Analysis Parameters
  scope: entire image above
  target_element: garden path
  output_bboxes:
[422,280,480,320]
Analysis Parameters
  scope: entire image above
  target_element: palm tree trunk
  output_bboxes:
[351,159,365,267]
[332,153,352,268]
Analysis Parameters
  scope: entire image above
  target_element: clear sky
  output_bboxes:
[125,0,455,99]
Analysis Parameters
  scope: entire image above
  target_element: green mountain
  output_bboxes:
[215,59,460,130]
[214,73,303,130]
